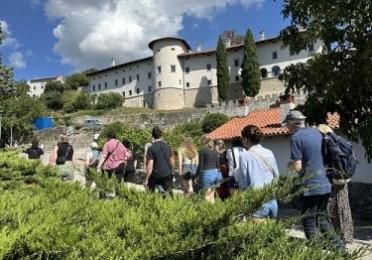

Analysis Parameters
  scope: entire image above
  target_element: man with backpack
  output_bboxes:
[144,126,174,194]
[285,110,346,253]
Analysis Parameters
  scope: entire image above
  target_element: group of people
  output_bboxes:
[20,109,351,253]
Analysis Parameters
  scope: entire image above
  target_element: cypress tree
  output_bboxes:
[216,36,229,102]
[241,29,261,97]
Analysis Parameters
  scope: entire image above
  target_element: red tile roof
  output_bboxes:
[208,108,340,140]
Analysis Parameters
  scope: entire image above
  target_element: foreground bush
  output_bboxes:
[0,152,362,259]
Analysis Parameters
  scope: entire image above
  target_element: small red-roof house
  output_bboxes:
[208,107,371,183]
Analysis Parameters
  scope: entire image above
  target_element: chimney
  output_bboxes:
[111,58,116,67]
[259,30,265,41]
[279,94,296,122]
[196,43,202,52]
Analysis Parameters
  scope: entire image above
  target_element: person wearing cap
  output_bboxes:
[285,110,345,252]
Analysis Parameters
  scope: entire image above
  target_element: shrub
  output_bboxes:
[41,90,64,110]
[95,93,124,110]
[201,113,229,133]
[0,152,359,259]
[72,92,94,111]
[99,122,151,154]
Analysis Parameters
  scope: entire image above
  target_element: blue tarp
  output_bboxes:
[34,117,53,130]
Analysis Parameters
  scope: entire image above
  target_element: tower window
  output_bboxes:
[129,90,132,96]
[207,80,212,85]
[185,67,190,73]
[272,51,278,60]
[148,72,152,79]
[148,86,152,92]
[157,66,161,74]
[171,65,176,73]
[186,82,190,88]
[136,74,140,81]
[234,59,239,67]
[115,79,118,86]
[122,78,126,84]
[206,64,212,70]
[158,81,162,87]
[235,75,240,81]
[104,82,108,89]
[136,88,140,94]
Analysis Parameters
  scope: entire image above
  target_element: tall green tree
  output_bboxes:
[44,81,65,93]
[241,29,261,97]
[216,36,229,102]
[279,1,372,160]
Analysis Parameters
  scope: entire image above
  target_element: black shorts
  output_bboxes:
[148,175,173,193]
[106,163,125,182]
[124,170,137,183]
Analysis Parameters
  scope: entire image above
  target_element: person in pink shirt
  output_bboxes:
[97,133,130,182]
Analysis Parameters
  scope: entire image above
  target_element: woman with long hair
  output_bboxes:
[50,134,75,181]
[178,137,198,195]
[197,135,222,203]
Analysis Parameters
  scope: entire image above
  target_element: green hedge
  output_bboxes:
[202,113,229,133]
[0,151,359,259]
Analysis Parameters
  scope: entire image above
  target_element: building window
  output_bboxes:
[171,47,175,51]
[136,88,140,94]
[272,51,278,60]
[41,86,44,89]
[234,59,239,67]
[158,81,162,88]
[104,82,108,89]
[185,67,190,73]
[171,65,176,73]
[129,90,132,96]
[207,80,212,85]
[235,75,240,81]
[206,64,211,71]
[115,79,118,86]
[308,43,315,52]
[98,84,101,90]
[136,74,140,81]
[129,76,132,83]
[260,68,268,78]
[92,85,96,91]
[33,86,36,90]
[289,48,296,56]
[157,66,161,74]
[272,66,281,77]
[148,72,152,79]
[122,91,125,97]
[148,86,152,92]
[186,82,190,88]
[122,78,126,84]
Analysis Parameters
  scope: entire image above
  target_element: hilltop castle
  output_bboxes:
[86,33,321,110]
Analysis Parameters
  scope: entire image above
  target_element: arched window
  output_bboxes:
[272,66,281,77]
[260,68,268,78]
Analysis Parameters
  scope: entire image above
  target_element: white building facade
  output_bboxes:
[87,35,322,110]
[27,76,64,97]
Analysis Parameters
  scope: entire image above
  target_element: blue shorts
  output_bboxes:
[200,169,222,189]
[253,199,278,219]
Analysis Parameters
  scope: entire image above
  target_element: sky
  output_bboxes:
[0,0,288,81]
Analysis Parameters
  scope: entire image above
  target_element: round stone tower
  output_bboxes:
[149,37,191,110]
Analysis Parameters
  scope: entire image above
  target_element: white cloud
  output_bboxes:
[0,20,21,49]
[31,0,41,5]
[45,0,263,69]
[9,51,27,69]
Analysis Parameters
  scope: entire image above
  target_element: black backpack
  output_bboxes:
[322,132,358,182]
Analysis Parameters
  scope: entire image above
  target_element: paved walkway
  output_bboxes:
[287,226,372,259]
